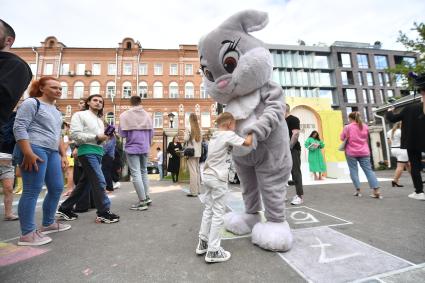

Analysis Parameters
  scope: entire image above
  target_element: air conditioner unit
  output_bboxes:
[68,71,75,77]
[85,70,92,76]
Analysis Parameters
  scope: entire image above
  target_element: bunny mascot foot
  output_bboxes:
[224,212,261,235]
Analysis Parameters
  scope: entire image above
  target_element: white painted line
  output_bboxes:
[277,252,313,283]
[353,262,425,283]
[1,236,20,243]
[290,205,353,225]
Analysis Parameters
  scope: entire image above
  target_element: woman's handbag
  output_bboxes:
[338,139,347,151]
[183,147,195,157]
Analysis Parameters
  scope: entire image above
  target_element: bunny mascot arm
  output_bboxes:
[199,10,293,252]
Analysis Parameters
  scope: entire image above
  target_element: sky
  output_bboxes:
[2,0,425,50]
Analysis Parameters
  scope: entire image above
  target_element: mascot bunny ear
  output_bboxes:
[219,10,269,33]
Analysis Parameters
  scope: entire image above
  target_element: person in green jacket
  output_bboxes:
[304,130,326,180]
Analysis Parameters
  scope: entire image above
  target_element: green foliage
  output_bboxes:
[387,22,425,89]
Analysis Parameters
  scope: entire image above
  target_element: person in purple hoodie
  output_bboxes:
[119,96,153,211]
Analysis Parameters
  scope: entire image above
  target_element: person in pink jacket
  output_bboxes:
[340,112,381,199]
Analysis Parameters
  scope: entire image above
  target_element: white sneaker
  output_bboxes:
[113,182,121,189]
[291,195,303,205]
[408,192,425,200]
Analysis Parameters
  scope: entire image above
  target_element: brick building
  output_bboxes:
[12,36,216,159]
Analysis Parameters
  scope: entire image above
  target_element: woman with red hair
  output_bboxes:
[13,76,70,246]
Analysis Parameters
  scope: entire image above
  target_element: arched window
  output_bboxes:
[138,81,148,98]
[73,81,84,99]
[106,112,115,125]
[90,81,100,95]
[60,82,68,99]
[169,81,179,98]
[200,83,207,98]
[153,81,163,98]
[106,81,116,98]
[185,82,194,98]
[122,81,132,98]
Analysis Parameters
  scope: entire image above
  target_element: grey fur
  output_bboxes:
[199,10,293,252]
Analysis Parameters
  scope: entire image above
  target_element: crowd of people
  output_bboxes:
[0,18,424,263]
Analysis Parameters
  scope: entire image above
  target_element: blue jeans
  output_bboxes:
[60,154,110,214]
[346,155,379,190]
[14,144,64,235]
[158,164,163,180]
[126,153,149,201]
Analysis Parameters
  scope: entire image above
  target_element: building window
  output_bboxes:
[122,81,132,98]
[90,81,100,95]
[154,64,163,75]
[169,82,179,98]
[185,82,194,98]
[77,64,85,75]
[61,63,69,75]
[44,63,53,75]
[139,63,148,75]
[362,89,369,103]
[200,83,207,98]
[201,112,210,128]
[357,54,369,69]
[73,81,84,99]
[108,63,116,75]
[138,81,148,98]
[343,89,357,103]
[402,57,416,66]
[357,72,364,86]
[60,82,68,99]
[123,63,132,75]
[384,73,391,87]
[106,112,114,125]
[313,55,329,68]
[185,64,193,75]
[368,89,375,104]
[366,72,374,86]
[341,71,353,85]
[379,89,385,103]
[374,55,388,69]
[387,89,394,98]
[153,112,163,128]
[92,63,101,75]
[29,63,37,75]
[319,72,331,86]
[363,107,369,122]
[341,71,348,85]
[170,63,178,75]
[378,73,384,86]
[153,81,163,98]
[395,74,406,87]
[106,81,116,98]
[339,53,351,68]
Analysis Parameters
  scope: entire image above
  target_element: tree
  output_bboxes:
[388,22,425,89]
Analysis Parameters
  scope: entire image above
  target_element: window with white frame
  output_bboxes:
[201,112,210,128]
[170,63,178,75]
[362,89,368,103]
[153,81,163,98]
[92,63,101,75]
[123,63,132,75]
[90,81,100,95]
[60,82,68,99]
[366,72,374,86]
[139,63,148,75]
[138,81,148,98]
[169,82,179,98]
[185,82,194,98]
[122,81,132,98]
[343,88,357,103]
[154,63,163,75]
[61,63,69,75]
[73,81,84,99]
[44,63,53,75]
[185,64,193,75]
[153,112,163,128]
[387,89,394,98]
[368,89,375,104]
[108,63,116,75]
[106,81,116,98]
[77,64,85,75]
[200,83,207,98]
[29,63,37,76]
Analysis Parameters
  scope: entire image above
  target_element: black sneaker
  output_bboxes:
[196,238,208,255]
[96,211,120,224]
[130,202,148,211]
[205,247,231,263]
[145,196,152,206]
[56,207,78,221]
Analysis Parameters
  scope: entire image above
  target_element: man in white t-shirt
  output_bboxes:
[195,112,252,263]
[155,147,163,180]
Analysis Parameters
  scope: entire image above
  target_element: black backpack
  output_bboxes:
[199,142,208,163]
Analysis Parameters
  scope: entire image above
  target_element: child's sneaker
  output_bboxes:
[40,222,71,234]
[195,238,208,255]
[205,247,231,263]
[17,230,52,246]
[96,211,120,223]
[130,201,148,211]
[145,196,152,206]
[56,207,78,221]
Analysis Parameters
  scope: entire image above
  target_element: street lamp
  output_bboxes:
[168,112,175,128]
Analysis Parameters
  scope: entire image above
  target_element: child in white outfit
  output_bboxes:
[196,112,252,263]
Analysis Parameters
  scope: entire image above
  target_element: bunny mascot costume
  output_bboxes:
[198,10,293,251]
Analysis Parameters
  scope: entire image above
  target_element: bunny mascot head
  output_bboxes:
[199,10,293,251]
